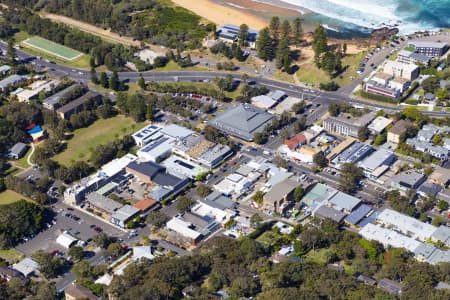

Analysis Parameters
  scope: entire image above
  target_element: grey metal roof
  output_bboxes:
[86,192,123,214]
[418,182,442,196]
[127,161,164,178]
[9,142,27,156]
[409,41,447,49]
[314,205,346,223]
[160,124,193,139]
[329,192,361,212]
[0,74,26,89]
[201,191,235,210]
[199,144,231,163]
[264,178,299,204]
[42,83,80,109]
[111,205,139,222]
[209,104,273,141]
[56,91,101,114]
[359,148,395,171]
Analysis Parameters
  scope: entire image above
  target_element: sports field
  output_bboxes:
[23,36,82,61]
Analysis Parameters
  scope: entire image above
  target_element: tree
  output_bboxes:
[146,211,169,228]
[437,200,449,211]
[432,216,443,226]
[90,68,99,84]
[275,38,290,70]
[253,132,267,145]
[68,246,85,261]
[107,242,124,257]
[6,38,16,66]
[312,25,327,66]
[281,20,291,40]
[250,213,263,228]
[321,51,337,75]
[292,18,303,47]
[436,88,448,100]
[269,16,280,43]
[338,163,363,193]
[238,24,249,47]
[32,250,66,278]
[241,73,249,85]
[100,72,108,88]
[313,152,328,168]
[294,186,304,203]
[357,126,370,142]
[196,184,212,198]
[137,74,145,89]
[421,77,439,93]
[256,28,274,61]
[252,191,264,204]
[93,232,112,249]
[328,102,340,116]
[175,196,196,213]
[109,70,119,91]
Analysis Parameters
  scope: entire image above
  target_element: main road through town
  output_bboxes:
[2,41,449,117]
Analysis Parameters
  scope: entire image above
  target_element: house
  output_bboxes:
[7,142,28,159]
[383,60,419,80]
[12,257,39,277]
[354,272,376,286]
[263,178,299,214]
[387,120,412,144]
[208,104,273,141]
[408,41,448,57]
[0,65,11,75]
[424,93,436,102]
[134,197,160,215]
[192,191,236,224]
[428,166,450,187]
[0,267,25,282]
[367,116,393,134]
[166,212,220,246]
[56,91,102,119]
[328,192,362,213]
[284,133,307,151]
[214,173,252,196]
[313,205,346,223]
[0,74,26,92]
[110,205,140,228]
[378,278,402,295]
[216,24,259,48]
[65,283,99,300]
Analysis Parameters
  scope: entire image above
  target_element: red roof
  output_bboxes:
[134,198,158,211]
[284,133,307,150]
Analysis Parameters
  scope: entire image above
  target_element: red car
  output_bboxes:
[94,226,102,232]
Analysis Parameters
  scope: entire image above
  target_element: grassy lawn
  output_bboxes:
[273,70,295,84]
[304,248,330,265]
[53,116,146,166]
[0,248,23,263]
[256,230,283,247]
[296,52,366,88]
[0,190,30,205]
[13,31,30,43]
[12,147,33,169]
[19,40,91,69]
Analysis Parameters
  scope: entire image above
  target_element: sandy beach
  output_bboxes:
[172,0,301,30]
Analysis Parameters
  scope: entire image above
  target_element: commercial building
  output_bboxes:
[86,192,123,219]
[111,205,140,228]
[7,142,28,159]
[56,91,102,119]
[397,49,431,65]
[328,192,361,213]
[345,204,373,226]
[192,191,236,224]
[12,257,39,277]
[214,173,252,196]
[387,120,412,144]
[359,148,396,180]
[330,142,373,168]
[209,104,273,141]
[301,183,338,208]
[313,205,346,223]
[251,95,277,110]
[263,178,299,214]
[162,155,207,180]
[216,24,259,48]
[166,212,220,246]
[132,124,163,147]
[43,83,80,110]
[134,197,159,215]
[383,60,419,80]
[388,170,427,193]
[284,133,307,151]
[367,116,393,134]
[323,113,374,138]
[408,42,448,57]
[365,80,401,99]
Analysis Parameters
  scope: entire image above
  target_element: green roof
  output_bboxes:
[96,182,118,195]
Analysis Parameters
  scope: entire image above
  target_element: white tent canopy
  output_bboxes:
[56,233,78,248]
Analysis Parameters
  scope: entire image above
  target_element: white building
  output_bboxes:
[132,124,163,147]
[56,233,78,249]
[214,173,252,196]
[383,60,419,81]
[368,116,393,134]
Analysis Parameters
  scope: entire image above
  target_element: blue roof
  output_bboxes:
[27,126,43,134]
[357,209,381,227]
[345,204,372,225]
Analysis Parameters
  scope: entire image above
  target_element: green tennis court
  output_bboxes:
[23,36,82,61]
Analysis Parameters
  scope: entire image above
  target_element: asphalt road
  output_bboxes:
[2,41,449,117]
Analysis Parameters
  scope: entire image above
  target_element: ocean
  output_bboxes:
[277,0,450,36]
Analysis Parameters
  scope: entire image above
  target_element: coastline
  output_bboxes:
[171,0,302,30]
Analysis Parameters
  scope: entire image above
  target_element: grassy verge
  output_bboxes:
[19,38,91,69]
[273,70,295,84]
[296,52,366,88]
[53,116,146,166]
[13,147,32,169]
[153,61,207,72]
[0,190,30,205]
[0,248,23,263]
